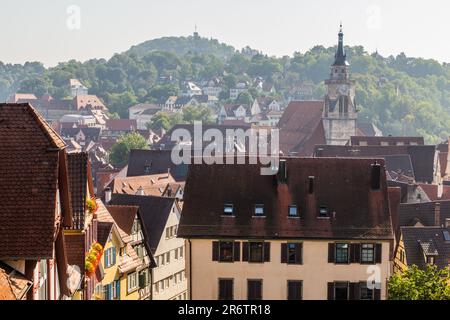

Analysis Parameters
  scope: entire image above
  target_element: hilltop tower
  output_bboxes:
[322,24,357,145]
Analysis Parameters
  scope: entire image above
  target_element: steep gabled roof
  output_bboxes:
[109,173,175,195]
[179,157,394,240]
[0,103,67,259]
[278,101,325,156]
[109,194,177,254]
[398,200,450,228]
[66,152,89,230]
[105,205,139,243]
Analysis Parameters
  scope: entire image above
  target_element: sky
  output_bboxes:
[1,0,449,67]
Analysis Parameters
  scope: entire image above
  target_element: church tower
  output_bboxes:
[322,24,357,145]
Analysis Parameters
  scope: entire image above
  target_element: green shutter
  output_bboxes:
[115,281,120,300]
[112,247,117,265]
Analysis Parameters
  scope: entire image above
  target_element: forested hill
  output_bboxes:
[1,35,450,143]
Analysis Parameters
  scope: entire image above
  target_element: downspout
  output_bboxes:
[188,238,192,299]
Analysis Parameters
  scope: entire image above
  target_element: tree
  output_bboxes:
[236,91,253,105]
[388,265,450,300]
[109,133,148,167]
[182,105,214,124]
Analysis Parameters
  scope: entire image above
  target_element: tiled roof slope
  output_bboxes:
[109,194,176,254]
[278,101,325,156]
[314,145,436,183]
[178,157,394,240]
[105,205,139,243]
[401,227,450,269]
[0,103,66,259]
[398,200,450,228]
[67,152,88,229]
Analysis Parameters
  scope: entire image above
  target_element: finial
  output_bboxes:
[339,22,343,33]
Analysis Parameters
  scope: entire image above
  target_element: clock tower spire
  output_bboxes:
[322,24,357,145]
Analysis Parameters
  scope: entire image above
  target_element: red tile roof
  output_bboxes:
[105,119,137,131]
[0,103,67,259]
[278,101,325,156]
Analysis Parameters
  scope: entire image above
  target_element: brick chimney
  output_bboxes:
[434,202,441,227]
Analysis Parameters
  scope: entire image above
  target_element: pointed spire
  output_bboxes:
[333,23,348,66]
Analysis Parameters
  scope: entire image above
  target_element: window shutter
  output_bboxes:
[351,243,361,263]
[374,288,381,300]
[219,280,226,300]
[375,244,382,263]
[233,242,241,262]
[212,241,219,261]
[328,243,335,263]
[264,242,271,262]
[296,243,303,264]
[281,243,287,263]
[242,242,249,262]
[112,247,116,265]
[349,282,360,300]
[139,273,145,289]
[327,282,334,300]
[115,281,120,299]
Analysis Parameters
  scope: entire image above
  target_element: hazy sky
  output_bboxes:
[1,0,449,67]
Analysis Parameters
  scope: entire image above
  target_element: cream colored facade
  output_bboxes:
[152,203,188,300]
[187,239,392,300]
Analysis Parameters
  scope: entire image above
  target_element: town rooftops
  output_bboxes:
[105,119,137,132]
[60,127,101,142]
[74,95,107,110]
[178,157,394,240]
[398,200,450,229]
[401,226,450,269]
[109,194,178,254]
[314,144,437,183]
[108,173,175,196]
[0,262,32,300]
[0,103,67,259]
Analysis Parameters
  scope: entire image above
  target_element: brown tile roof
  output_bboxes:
[438,152,447,178]
[109,173,175,196]
[97,221,114,248]
[118,243,142,274]
[0,103,67,259]
[0,262,32,300]
[105,119,137,131]
[66,152,89,229]
[314,145,437,184]
[278,101,325,156]
[398,200,450,229]
[74,95,107,110]
[178,157,394,240]
[350,136,424,146]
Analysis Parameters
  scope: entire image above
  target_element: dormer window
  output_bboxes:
[223,204,234,216]
[319,206,329,218]
[426,256,435,265]
[254,204,265,217]
[288,205,298,217]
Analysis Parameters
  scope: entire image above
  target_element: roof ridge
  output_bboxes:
[22,103,66,149]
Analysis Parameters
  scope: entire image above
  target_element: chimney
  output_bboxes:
[136,186,145,196]
[104,187,112,204]
[315,148,324,157]
[308,176,315,194]
[434,202,441,227]
[277,159,287,184]
[445,218,450,228]
[371,162,381,190]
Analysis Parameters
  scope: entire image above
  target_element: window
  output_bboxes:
[361,244,375,264]
[319,206,328,217]
[166,227,170,239]
[127,272,138,293]
[334,282,349,300]
[105,281,120,300]
[335,243,349,264]
[166,252,170,264]
[249,242,264,263]
[288,205,298,217]
[287,243,301,264]
[180,246,184,258]
[399,250,405,263]
[161,254,165,266]
[104,247,116,268]
[360,284,374,300]
[223,204,234,216]
[218,279,234,300]
[175,248,179,260]
[443,230,450,242]
[426,256,435,265]
[247,280,262,300]
[287,281,302,300]
[219,241,234,262]
[254,204,265,217]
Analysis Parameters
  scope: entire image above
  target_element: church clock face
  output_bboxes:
[338,84,349,95]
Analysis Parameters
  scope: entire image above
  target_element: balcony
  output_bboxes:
[139,285,151,300]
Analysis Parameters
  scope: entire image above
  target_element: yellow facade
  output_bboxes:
[100,227,140,300]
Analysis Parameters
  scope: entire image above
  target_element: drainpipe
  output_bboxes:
[188,238,192,300]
